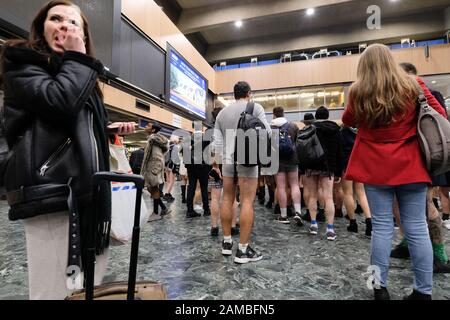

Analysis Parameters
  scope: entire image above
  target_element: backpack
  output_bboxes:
[296,124,325,167]
[417,92,450,176]
[278,122,295,159]
[234,102,269,167]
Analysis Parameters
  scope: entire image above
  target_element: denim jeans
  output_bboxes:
[365,183,433,295]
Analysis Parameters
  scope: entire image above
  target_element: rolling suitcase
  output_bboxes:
[66,172,167,300]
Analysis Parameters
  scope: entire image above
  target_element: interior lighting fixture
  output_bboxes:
[306,8,315,16]
[235,20,243,28]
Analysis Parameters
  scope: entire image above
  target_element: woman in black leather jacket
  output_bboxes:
[0,0,134,299]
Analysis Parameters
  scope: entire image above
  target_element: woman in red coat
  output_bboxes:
[342,44,446,300]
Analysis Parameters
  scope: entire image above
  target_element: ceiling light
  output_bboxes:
[432,80,437,84]
[235,20,243,28]
[306,8,315,16]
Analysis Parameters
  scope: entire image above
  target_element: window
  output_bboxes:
[299,88,325,110]
[324,86,345,109]
[275,90,299,112]
[253,91,277,112]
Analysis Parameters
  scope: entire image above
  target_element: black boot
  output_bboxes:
[365,218,372,238]
[403,289,431,300]
[258,186,265,205]
[391,240,410,259]
[374,287,390,300]
[181,185,186,204]
[347,219,358,233]
[355,202,363,214]
[433,256,450,273]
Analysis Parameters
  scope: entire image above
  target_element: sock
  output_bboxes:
[223,235,232,244]
[294,204,301,214]
[327,224,334,232]
[311,220,317,225]
[443,213,450,221]
[238,243,248,253]
[280,208,288,218]
[153,200,159,215]
[399,237,408,247]
[433,243,449,263]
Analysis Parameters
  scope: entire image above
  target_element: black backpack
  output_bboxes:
[278,122,295,159]
[234,102,269,167]
[296,124,325,167]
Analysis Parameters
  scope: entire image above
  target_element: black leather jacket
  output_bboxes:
[1,45,107,221]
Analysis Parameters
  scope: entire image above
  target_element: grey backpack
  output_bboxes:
[417,92,450,176]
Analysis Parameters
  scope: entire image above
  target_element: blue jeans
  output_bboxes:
[365,183,433,295]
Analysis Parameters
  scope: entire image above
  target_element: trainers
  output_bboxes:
[210,227,219,237]
[390,243,410,259]
[221,240,233,256]
[148,213,162,222]
[293,213,304,226]
[160,208,172,216]
[275,216,290,224]
[347,220,358,233]
[287,205,295,217]
[186,210,201,218]
[403,289,431,300]
[326,231,337,241]
[374,287,390,300]
[231,226,240,236]
[301,210,311,222]
[443,219,450,230]
[234,246,263,264]
[309,224,318,235]
[317,209,326,222]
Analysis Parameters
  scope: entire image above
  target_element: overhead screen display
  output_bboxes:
[167,46,207,119]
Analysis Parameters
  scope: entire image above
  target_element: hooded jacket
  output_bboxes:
[141,133,169,187]
[270,117,299,166]
[302,120,343,177]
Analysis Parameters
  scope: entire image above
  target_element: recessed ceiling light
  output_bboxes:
[432,80,437,84]
[235,20,243,28]
[306,8,315,16]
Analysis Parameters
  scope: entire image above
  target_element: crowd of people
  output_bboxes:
[1,0,450,301]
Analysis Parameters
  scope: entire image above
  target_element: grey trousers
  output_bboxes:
[24,211,109,300]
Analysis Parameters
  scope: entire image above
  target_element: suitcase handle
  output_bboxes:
[92,171,145,189]
[86,172,145,300]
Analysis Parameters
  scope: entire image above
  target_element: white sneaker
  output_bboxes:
[194,204,203,211]
[443,219,450,230]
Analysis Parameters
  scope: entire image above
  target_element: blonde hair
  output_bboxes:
[349,44,420,128]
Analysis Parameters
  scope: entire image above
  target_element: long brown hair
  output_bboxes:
[1,0,102,95]
[349,44,420,128]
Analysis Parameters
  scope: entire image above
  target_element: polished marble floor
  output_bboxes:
[1,182,450,300]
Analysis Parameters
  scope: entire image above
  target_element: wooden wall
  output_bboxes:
[215,44,450,94]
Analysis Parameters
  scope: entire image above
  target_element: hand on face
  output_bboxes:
[44,5,86,54]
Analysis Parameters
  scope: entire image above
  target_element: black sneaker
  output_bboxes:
[293,213,304,226]
[347,219,358,233]
[403,289,431,300]
[287,205,296,217]
[203,209,211,217]
[365,218,372,238]
[210,227,219,237]
[326,230,337,241]
[443,213,450,221]
[275,216,290,224]
[390,243,410,259]
[374,287,390,300]
[231,226,240,236]
[301,210,311,222]
[433,257,450,273]
[221,240,233,256]
[317,209,326,222]
[234,246,263,264]
[186,210,201,218]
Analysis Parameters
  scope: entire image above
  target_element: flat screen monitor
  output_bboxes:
[166,44,207,119]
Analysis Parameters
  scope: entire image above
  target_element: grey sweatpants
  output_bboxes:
[24,211,109,300]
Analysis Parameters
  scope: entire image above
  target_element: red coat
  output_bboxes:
[342,77,447,186]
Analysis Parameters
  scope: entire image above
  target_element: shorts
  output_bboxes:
[222,164,259,178]
[278,164,298,173]
[208,179,223,189]
[305,169,333,179]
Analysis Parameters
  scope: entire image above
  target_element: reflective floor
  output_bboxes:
[1,182,450,300]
